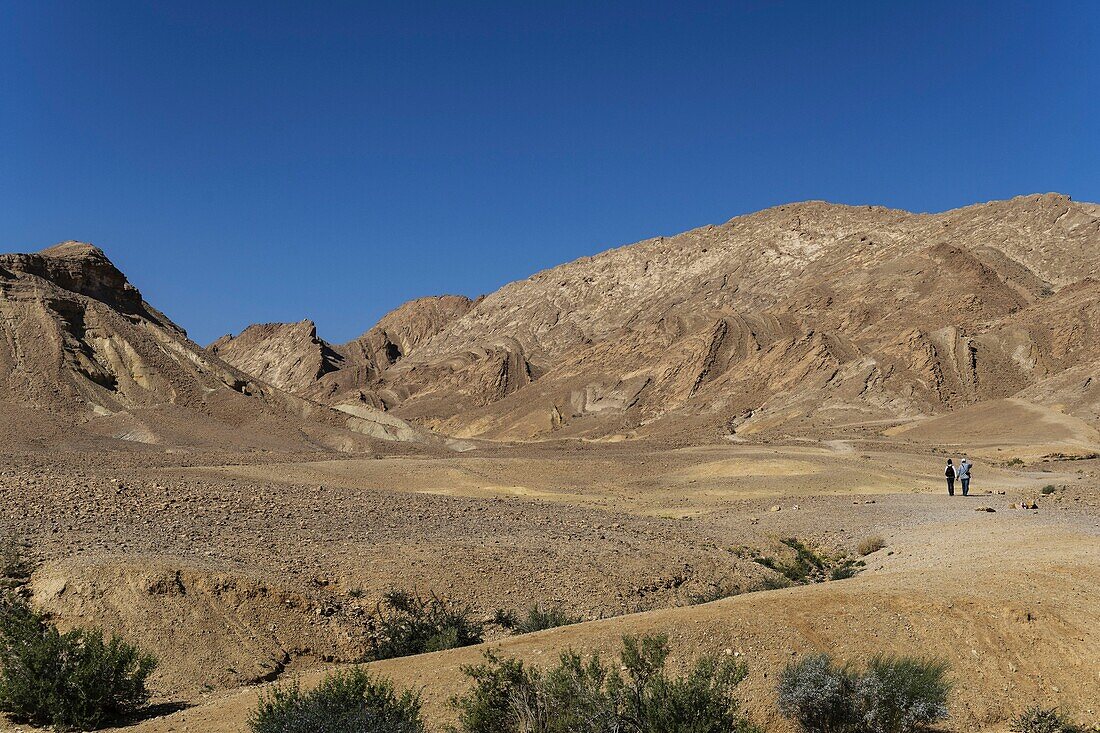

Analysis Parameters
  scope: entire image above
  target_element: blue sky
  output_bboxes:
[1,1,1097,344]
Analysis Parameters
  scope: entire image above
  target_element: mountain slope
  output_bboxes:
[211,194,1100,442]
[0,242,431,451]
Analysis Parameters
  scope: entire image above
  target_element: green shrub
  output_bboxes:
[1010,705,1082,733]
[751,575,792,591]
[451,634,759,733]
[615,634,757,733]
[857,536,886,556]
[1041,485,1056,495]
[494,604,581,634]
[451,650,537,733]
[755,539,831,583]
[777,653,857,733]
[515,651,618,733]
[366,590,483,660]
[854,655,950,733]
[829,564,858,581]
[249,667,424,733]
[0,597,156,730]
[777,653,950,733]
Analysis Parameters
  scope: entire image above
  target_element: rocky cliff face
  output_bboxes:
[212,295,475,410]
[0,242,431,450]
[215,194,1100,441]
[210,320,345,395]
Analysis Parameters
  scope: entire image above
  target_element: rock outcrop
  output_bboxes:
[0,242,432,451]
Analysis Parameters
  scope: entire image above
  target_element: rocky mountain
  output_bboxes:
[212,295,474,408]
[211,194,1100,443]
[0,242,431,451]
[209,320,346,395]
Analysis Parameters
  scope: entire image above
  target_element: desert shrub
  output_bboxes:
[249,667,424,733]
[857,536,886,556]
[854,655,950,733]
[1010,705,1082,733]
[777,653,858,733]
[451,634,758,733]
[498,604,582,635]
[779,538,827,580]
[1041,485,1056,495]
[492,608,518,628]
[751,575,792,591]
[688,584,742,605]
[366,590,483,660]
[829,564,857,581]
[615,634,757,733]
[1007,457,1025,466]
[755,539,832,583]
[778,653,950,733]
[515,651,618,733]
[0,596,156,730]
[0,535,31,591]
[451,651,537,733]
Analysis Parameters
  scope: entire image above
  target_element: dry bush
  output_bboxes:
[857,536,886,556]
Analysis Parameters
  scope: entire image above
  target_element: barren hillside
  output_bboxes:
[212,194,1100,442]
[0,242,431,451]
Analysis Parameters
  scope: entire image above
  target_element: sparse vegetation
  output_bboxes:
[0,535,32,591]
[778,653,950,733]
[854,655,951,733]
[751,575,793,591]
[1010,705,1083,733]
[753,538,864,586]
[0,596,157,731]
[688,584,743,605]
[754,538,828,583]
[1041,485,1056,495]
[495,603,582,634]
[1007,457,1025,466]
[366,590,483,661]
[249,667,425,733]
[858,536,886,556]
[778,654,858,733]
[450,633,760,733]
[828,561,860,581]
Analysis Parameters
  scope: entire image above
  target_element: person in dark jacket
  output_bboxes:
[945,459,956,496]
[957,458,972,496]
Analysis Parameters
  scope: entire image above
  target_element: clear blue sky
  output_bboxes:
[2,2,1097,344]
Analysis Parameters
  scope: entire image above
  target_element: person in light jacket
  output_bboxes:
[945,459,956,496]
[957,458,972,496]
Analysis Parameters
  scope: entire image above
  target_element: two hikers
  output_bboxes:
[944,457,972,496]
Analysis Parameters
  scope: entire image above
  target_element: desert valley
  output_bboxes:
[1,193,1098,732]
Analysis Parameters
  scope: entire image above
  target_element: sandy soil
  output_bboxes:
[2,435,1098,732]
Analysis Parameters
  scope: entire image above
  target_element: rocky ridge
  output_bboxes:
[212,194,1100,442]
[0,242,433,451]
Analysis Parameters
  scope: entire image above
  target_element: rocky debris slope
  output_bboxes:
[217,194,1100,441]
[0,242,432,451]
